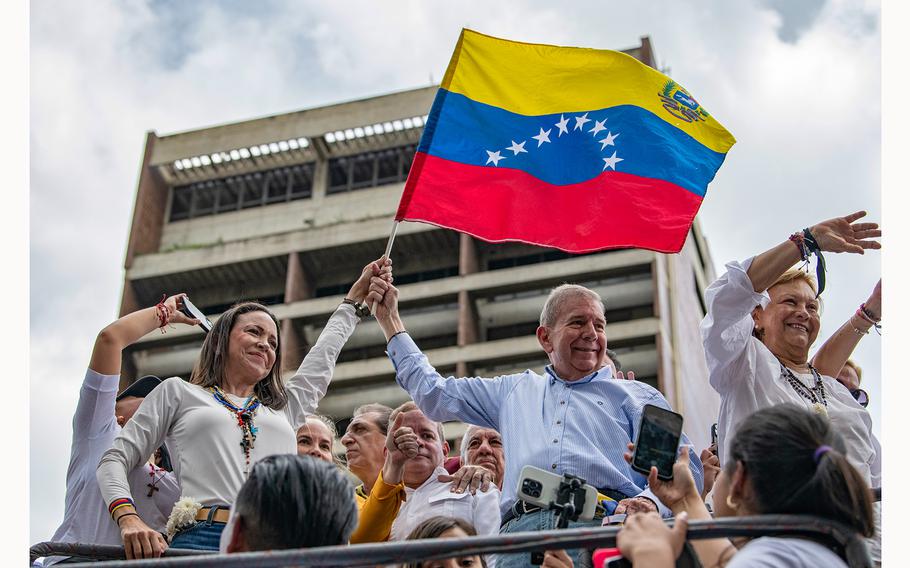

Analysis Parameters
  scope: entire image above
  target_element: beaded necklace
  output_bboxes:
[211,385,261,476]
[778,362,828,417]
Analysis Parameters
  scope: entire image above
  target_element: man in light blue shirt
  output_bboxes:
[367,279,703,559]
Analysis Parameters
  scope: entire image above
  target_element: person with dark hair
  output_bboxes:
[219,454,357,553]
[35,309,184,566]
[404,516,574,568]
[403,516,487,568]
[617,404,875,567]
[96,258,391,557]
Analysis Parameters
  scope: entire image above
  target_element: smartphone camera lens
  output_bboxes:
[521,479,543,498]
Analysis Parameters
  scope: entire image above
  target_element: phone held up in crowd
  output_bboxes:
[630,404,684,480]
[179,296,214,333]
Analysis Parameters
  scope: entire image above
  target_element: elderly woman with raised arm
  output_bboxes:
[700,211,881,562]
[701,211,880,481]
[96,258,391,558]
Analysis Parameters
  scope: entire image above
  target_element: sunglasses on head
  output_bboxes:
[851,388,869,408]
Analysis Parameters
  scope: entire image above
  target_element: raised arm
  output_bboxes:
[90,294,199,375]
[746,211,880,293]
[622,446,735,568]
[349,412,413,543]
[810,280,881,378]
[367,278,511,428]
[285,257,392,426]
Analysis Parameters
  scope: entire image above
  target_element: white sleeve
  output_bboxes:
[472,487,503,537]
[700,257,770,393]
[870,432,881,488]
[283,303,359,429]
[97,378,182,508]
[74,368,120,440]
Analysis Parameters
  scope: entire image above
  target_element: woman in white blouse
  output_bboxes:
[700,211,882,563]
[700,211,880,483]
[97,258,390,558]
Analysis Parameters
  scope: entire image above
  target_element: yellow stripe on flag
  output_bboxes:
[441,29,736,154]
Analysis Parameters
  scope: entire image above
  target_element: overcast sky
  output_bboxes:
[30,0,882,544]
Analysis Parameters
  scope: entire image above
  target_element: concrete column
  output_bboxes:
[281,252,314,373]
[456,234,480,376]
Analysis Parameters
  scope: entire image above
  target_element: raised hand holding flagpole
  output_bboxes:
[368,219,400,312]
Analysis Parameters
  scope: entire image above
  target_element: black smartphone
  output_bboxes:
[179,296,213,333]
[711,423,718,447]
[631,404,684,481]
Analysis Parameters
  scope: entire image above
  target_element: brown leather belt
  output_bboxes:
[195,506,230,524]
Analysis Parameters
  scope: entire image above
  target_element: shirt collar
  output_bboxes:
[407,466,450,494]
[544,364,614,385]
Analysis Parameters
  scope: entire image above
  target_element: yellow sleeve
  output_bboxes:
[349,470,406,544]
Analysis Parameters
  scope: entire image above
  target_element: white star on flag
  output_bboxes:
[485,150,506,166]
[573,113,591,131]
[532,128,552,147]
[602,151,624,171]
[507,140,528,155]
[589,119,607,136]
[554,115,570,136]
[599,131,620,149]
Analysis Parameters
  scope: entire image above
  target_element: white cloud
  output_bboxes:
[30,0,881,545]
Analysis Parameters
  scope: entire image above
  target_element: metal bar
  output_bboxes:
[29,542,209,563]
[42,515,870,568]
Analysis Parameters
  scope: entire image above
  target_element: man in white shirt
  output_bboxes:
[37,375,179,566]
[383,402,501,541]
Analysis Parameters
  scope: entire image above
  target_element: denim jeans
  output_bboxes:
[494,509,601,568]
[169,506,228,551]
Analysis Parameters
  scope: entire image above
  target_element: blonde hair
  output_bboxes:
[843,359,863,383]
[771,269,818,295]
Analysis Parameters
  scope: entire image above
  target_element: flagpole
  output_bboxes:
[369,219,399,312]
[382,219,399,261]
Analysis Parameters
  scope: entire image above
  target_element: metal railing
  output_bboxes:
[31,515,872,568]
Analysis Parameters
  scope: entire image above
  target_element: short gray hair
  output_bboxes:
[460,425,501,463]
[352,403,393,435]
[539,284,604,327]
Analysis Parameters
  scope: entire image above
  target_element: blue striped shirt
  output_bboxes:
[387,332,704,517]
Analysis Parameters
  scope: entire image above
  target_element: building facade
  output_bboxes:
[118,36,720,453]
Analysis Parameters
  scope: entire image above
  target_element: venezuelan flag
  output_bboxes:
[395,29,736,253]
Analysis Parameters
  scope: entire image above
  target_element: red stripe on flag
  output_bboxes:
[396,153,703,253]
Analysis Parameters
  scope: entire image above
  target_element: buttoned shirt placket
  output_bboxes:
[548,376,570,472]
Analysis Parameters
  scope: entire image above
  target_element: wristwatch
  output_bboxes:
[342,298,372,318]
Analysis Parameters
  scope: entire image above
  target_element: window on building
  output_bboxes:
[314,264,458,297]
[199,293,286,316]
[168,162,315,221]
[326,144,416,195]
[487,249,578,270]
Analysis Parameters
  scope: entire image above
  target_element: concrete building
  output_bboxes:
[118,36,720,453]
